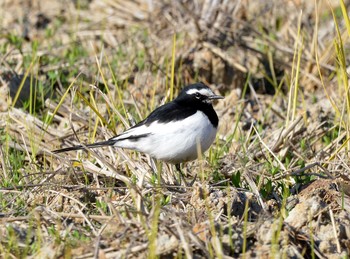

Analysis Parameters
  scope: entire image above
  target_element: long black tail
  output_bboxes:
[52,139,116,154]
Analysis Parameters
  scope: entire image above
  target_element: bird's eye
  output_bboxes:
[195,93,201,98]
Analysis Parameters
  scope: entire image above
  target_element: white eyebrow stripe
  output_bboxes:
[186,88,213,96]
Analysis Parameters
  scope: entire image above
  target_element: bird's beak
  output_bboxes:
[208,94,224,100]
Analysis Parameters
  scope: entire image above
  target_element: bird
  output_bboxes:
[53,82,223,183]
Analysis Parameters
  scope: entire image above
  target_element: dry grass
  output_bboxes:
[1,0,350,258]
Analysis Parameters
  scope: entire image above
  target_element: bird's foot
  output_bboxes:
[184,174,197,187]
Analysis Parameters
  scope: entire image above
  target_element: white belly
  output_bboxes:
[113,111,218,163]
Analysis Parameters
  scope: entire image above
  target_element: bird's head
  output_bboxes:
[177,82,223,105]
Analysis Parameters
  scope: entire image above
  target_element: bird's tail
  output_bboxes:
[52,139,116,154]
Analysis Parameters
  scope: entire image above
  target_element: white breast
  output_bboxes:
[112,111,218,163]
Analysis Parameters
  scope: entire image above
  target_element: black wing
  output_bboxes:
[139,100,197,126]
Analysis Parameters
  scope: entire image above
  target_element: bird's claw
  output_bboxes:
[185,174,197,187]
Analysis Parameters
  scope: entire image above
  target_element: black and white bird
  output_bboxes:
[53,82,223,173]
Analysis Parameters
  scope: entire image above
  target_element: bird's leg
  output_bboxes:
[175,163,182,186]
[175,163,197,187]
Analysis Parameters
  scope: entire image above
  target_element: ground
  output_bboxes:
[1,0,350,258]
